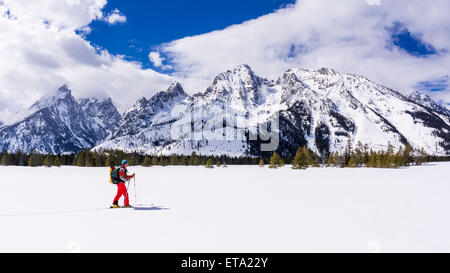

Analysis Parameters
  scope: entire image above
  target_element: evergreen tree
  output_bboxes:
[259,158,265,168]
[152,156,159,166]
[1,152,10,166]
[205,158,214,168]
[362,144,370,166]
[216,161,222,167]
[190,152,197,165]
[402,144,413,166]
[193,154,201,166]
[159,157,168,167]
[344,138,353,165]
[348,156,357,168]
[375,152,382,168]
[353,141,365,167]
[85,152,94,167]
[58,154,65,166]
[292,147,308,169]
[414,148,428,166]
[222,161,228,168]
[301,146,315,167]
[142,155,152,167]
[43,153,52,167]
[170,154,178,166]
[28,154,37,167]
[36,153,45,166]
[105,156,111,167]
[53,156,61,167]
[368,152,377,168]
[94,152,104,167]
[183,157,190,166]
[269,152,283,169]
[76,150,86,167]
[131,153,141,166]
[327,152,335,167]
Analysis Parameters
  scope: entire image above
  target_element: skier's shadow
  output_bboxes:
[133,206,169,211]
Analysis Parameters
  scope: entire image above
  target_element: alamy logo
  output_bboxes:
[170,103,280,152]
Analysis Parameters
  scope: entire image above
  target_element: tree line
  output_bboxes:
[0,142,448,169]
[268,142,438,169]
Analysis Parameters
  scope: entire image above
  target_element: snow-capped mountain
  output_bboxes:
[0,85,120,154]
[78,97,121,139]
[1,66,448,156]
[96,82,194,154]
[408,91,450,118]
[96,65,450,156]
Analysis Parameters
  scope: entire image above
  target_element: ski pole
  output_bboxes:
[126,181,130,202]
[133,176,137,205]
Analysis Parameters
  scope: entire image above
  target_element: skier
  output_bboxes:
[112,159,135,208]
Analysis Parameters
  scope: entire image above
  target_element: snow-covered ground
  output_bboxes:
[1,163,449,253]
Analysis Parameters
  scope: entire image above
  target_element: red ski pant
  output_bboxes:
[113,183,129,206]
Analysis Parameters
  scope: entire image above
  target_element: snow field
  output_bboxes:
[0,163,449,252]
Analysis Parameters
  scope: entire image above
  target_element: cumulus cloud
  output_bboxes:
[2,0,106,29]
[159,0,450,106]
[148,51,164,67]
[148,51,172,70]
[1,0,449,124]
[0,0,173,124]
[105,8,126,25]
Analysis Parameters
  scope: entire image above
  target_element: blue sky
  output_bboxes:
[85,0,296,70]
[83,0,448,93]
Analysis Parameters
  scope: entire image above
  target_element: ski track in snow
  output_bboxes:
[1,163,449,252]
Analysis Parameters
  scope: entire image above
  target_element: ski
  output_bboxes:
[109,203,154,209]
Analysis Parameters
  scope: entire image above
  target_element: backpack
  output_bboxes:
[109,166,121,184]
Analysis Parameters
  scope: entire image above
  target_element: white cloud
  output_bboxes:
[148,51,164,67]
[2,0,106,29]
[160,0,450,105]
[0,0,173,123]
[105,8,126,25]
[148,51,172,70]
[0,0,449,124]
[366,0,381,6]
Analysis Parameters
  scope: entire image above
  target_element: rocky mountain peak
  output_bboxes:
[58,84,71,94]
[317,67,339,76]
[0,85,120,154]
[408,91,450,115]
[166,82,188,98]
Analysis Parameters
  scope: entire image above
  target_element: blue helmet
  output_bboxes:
[122,159,128,165]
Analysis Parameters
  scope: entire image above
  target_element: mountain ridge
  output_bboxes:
[96,65,450,156]
[1,65,449,156]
